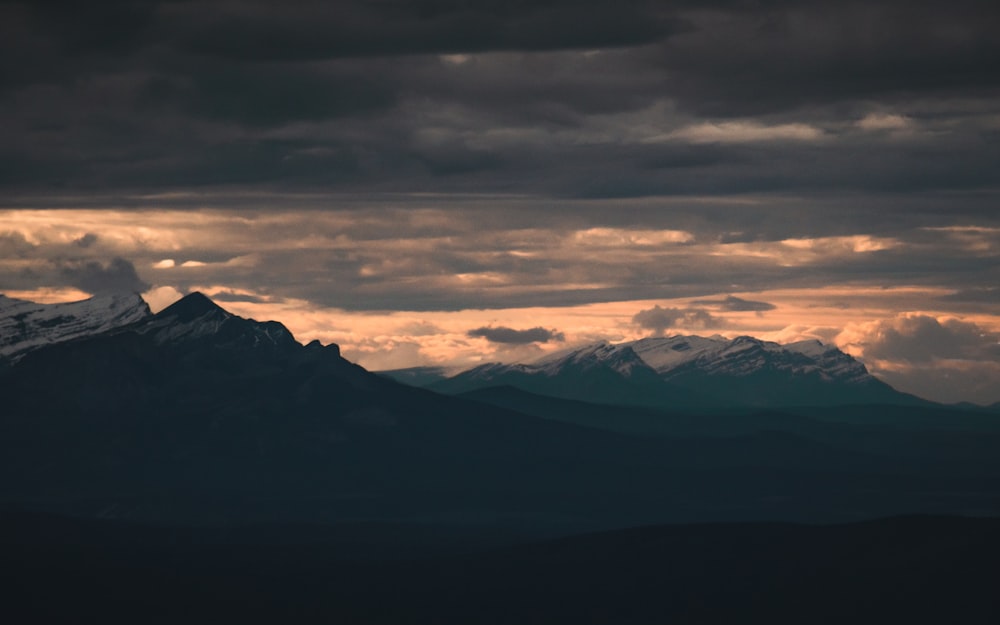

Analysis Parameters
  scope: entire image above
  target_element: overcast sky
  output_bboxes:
[2,0,999,403]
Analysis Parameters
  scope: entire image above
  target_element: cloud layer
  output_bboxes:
[2,2,998,403]
[1,1,998,201]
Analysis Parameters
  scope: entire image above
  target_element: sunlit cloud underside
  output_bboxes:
[2,207,999,404]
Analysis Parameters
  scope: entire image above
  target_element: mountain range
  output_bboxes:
[395,334,922,408]
[1,291,997,530]
[0,293,934,410]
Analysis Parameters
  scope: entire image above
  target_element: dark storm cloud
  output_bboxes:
[631,305,720,336]
[144,62,399,127]
[467,326,565,345]
[0,231,36,257]
[73,233,98,248]
[0,1,157,91]
[646,0,1000,117]
[168,0,682,62]
[690,295,776,312]
[2,0,999,203]
[59,257,150,294]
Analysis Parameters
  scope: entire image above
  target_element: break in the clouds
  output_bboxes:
[467,326,565,345]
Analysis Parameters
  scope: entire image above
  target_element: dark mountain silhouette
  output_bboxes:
[457,385,1000,481]
[378,365,451,386]
[2,293,998,528]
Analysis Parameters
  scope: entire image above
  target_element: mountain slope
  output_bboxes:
[0,292,150,363]
[378,366,452,386]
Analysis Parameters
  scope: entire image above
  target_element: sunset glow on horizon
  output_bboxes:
[3,206,998,404]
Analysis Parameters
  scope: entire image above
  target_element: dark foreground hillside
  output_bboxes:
[3,510,998,625]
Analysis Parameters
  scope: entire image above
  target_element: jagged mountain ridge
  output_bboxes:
[429,334,921,408]
[628,336,869,382]
[429,342,709,408]
[0,292,150,363]
[134,291,322,361]
[627,335,911,406]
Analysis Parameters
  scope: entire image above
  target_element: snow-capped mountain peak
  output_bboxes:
[625,334,868,382]
[612,333,903,405]
[532,342,650,377]
[0,292,151,362]
[433,333,914,408]
[627,335,730,371]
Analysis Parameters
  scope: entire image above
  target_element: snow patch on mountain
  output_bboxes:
[532,342,649,377]
[627,335,871,384]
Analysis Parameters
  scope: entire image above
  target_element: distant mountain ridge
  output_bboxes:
[429,342,709,408]
[628,335,909,406]
[0,293,923,408]
[425,334,923,408]
[377,365,453,387]
[0,292,150,363]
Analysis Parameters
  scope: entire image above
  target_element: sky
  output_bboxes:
[1,0,999,404]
